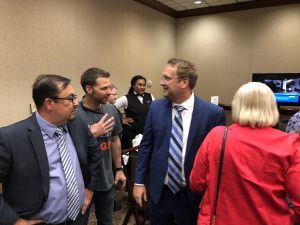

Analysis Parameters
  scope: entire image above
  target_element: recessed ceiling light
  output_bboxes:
[194,1,202,4]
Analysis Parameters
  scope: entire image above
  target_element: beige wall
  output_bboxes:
[1,1,300,126]
[176,4,300,104]
[0,0,175,126]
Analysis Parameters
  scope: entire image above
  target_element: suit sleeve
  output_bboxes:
[85,125,103,191]
[216,108,226,127]
[0,130,19,225]
[134,104,154,184]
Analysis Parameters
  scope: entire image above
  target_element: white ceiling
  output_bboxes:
[155,0,253,11]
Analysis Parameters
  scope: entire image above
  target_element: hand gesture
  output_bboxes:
[90,113,114,138]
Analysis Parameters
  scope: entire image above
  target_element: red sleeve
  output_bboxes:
[286,136,300,223]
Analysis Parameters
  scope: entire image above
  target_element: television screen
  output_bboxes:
[252,73,300,106]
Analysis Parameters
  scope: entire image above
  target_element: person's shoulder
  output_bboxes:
[76,102,85,114]
[205,125,227,140]
[272,128,300,148]
[102,103,117,112]
[101,103,120,118]
[210,125,227,133]
[286,111,300,132]
[194,96,224,112]
[294,110,300,116]
[150,98,168,107]
[291,111,300,120]
[0,115,35,134]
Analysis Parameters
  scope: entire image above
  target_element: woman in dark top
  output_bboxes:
[115,75,155,149]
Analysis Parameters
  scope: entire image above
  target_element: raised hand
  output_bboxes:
[90,113,115,138]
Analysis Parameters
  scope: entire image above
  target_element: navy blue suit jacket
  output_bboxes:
[0,114,102,225]
[135,96,226,206]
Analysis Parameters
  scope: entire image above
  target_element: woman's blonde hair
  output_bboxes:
[232,82,279,128]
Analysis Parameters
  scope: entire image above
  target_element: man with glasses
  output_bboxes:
[0,74,102,225]
[133,58,226,225]
[76,68,126,225]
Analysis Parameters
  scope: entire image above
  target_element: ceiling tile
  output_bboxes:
[135,0,297,18]
[209,1,225,6]
[153,0,284,11]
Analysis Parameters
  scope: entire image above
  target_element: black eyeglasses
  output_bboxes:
[50,94,77,103]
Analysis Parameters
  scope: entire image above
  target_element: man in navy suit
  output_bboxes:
[133,58,226,225]
[0,75,102,225]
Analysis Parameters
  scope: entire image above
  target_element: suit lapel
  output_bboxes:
[161,100,173,173]
[186,97,203,157]
[28,115,50,198]
[165,100,173,140]
[67,122,84,163]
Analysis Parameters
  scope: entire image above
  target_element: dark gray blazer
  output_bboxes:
[0,114,102,225]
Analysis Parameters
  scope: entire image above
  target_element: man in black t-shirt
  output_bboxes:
[77,68,126,225]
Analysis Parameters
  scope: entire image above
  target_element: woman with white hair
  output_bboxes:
[190,82,300,225]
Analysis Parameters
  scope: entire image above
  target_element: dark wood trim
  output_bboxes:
[279,107,299,116]
[219,103,232,111]
[133,0,176,17]
[219,103,298,116]
[176,0,300,18]
[134,0,300,18]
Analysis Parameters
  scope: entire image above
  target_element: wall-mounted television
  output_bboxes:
[252,73,300,106]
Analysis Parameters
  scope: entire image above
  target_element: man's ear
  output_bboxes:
[44,98,54,111]
[180,78,189,89]
[85,85,93,95]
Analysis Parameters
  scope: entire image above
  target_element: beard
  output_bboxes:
[91,91,108,105]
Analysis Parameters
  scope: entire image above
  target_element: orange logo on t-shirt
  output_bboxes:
[100,141,111,151]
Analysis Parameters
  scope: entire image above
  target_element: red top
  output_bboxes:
[190,123,300,225]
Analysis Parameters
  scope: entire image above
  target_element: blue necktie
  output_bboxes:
[55,128,81,221]
[167,105,185,193]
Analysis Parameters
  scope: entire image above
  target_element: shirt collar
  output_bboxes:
[134,91,144,97]
[35,111,68,138]
[172,92,194,111]
[80,101,104,114]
